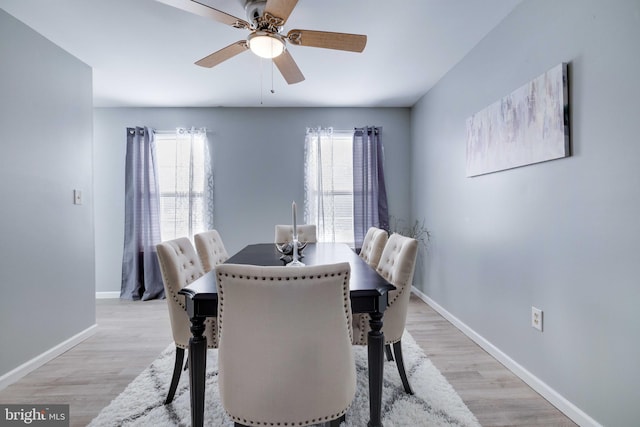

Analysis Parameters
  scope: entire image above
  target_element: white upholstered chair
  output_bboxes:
[156,237,218,404]
[358,226,388,269]
[352,233,418,394]
[194,229,229,273]
[274,224,317,243]
[215,262,356,427]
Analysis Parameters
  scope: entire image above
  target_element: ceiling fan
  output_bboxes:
[157,0,367,84]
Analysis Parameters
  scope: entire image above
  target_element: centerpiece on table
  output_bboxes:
[275,201,306,266]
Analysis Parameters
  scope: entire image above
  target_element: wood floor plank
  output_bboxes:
[0,299,172,427]
[0,296,576,426]
[405,294,577,426]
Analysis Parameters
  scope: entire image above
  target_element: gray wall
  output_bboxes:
[0,10,95,376]
[411,0,640,425]
[94,107,411,293]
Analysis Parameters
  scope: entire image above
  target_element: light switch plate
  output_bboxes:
[74,189,82,205]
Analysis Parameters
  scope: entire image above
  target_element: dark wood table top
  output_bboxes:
[180,242,395,312]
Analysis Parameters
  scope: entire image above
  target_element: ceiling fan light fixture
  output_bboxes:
[248,32,285,58]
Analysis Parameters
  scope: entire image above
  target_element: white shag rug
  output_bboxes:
[89,332,480,426]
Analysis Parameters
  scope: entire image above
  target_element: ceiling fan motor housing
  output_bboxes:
[240,0,267,25]
[160,0,366,85]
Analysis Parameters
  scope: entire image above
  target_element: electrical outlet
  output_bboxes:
[531,306,543,332]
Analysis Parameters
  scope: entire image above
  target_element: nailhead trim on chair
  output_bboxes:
[157,243,188,311]
[353,234,417,346]
[377,241,408,307]
[341,274,353,342]
[217,271,352,341]
[157,238,218,348]
[216,267,352,426]
[229,406,349,426]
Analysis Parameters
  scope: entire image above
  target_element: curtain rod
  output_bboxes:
[306,126,381,134]
[305,127,352,133]
[155,127,207,135]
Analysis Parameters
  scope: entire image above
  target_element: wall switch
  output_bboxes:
[73,189,82,205]
[531,306,543,332]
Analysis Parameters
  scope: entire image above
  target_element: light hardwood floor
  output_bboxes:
[0,296,576,426]
[405,295,576,427]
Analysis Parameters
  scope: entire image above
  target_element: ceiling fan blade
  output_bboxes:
[287,29,367,52]
[264,0,298,26]
[156,0,250,29]
[195,41,249,68]
[273,50,305,84]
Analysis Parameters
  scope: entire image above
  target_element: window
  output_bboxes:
[155,129,211,241]
[304,128,355,246]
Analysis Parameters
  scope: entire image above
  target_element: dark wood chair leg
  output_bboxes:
[385,343,394,361]
[328,413,346,426]
[234,423,249,427]
[165,347,185,404]
[393,340,414,394]
[183,353,189,371]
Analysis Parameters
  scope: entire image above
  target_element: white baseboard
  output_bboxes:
[0,324,97,391]
[411,286,601,427]
[96,291,120,299]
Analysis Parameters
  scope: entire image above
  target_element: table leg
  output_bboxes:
[367,311,384,427]
[188,316,207,427]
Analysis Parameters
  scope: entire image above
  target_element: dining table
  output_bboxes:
[179,242,396,427]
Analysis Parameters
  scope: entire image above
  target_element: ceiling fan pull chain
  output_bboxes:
[260,57,264,105]
[271,58,275,94]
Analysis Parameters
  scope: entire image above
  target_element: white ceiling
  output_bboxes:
[0,0,522,107]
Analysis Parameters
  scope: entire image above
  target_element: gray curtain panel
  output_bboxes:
[352,126,389,249]
[121,127,164,300]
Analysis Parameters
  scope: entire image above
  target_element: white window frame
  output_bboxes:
[304,128,355,246]
[155,130,210,241]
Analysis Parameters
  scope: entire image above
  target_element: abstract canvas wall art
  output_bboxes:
[466,63,570,177]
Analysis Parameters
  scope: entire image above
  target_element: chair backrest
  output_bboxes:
[359,227,389,269]
[274,224,317,243]
[216,262,356,426]
[194,229,229,273]
[375,233,419,343]
[156,237,217,348]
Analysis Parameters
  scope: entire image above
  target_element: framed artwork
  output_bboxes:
[466,63,570,177]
